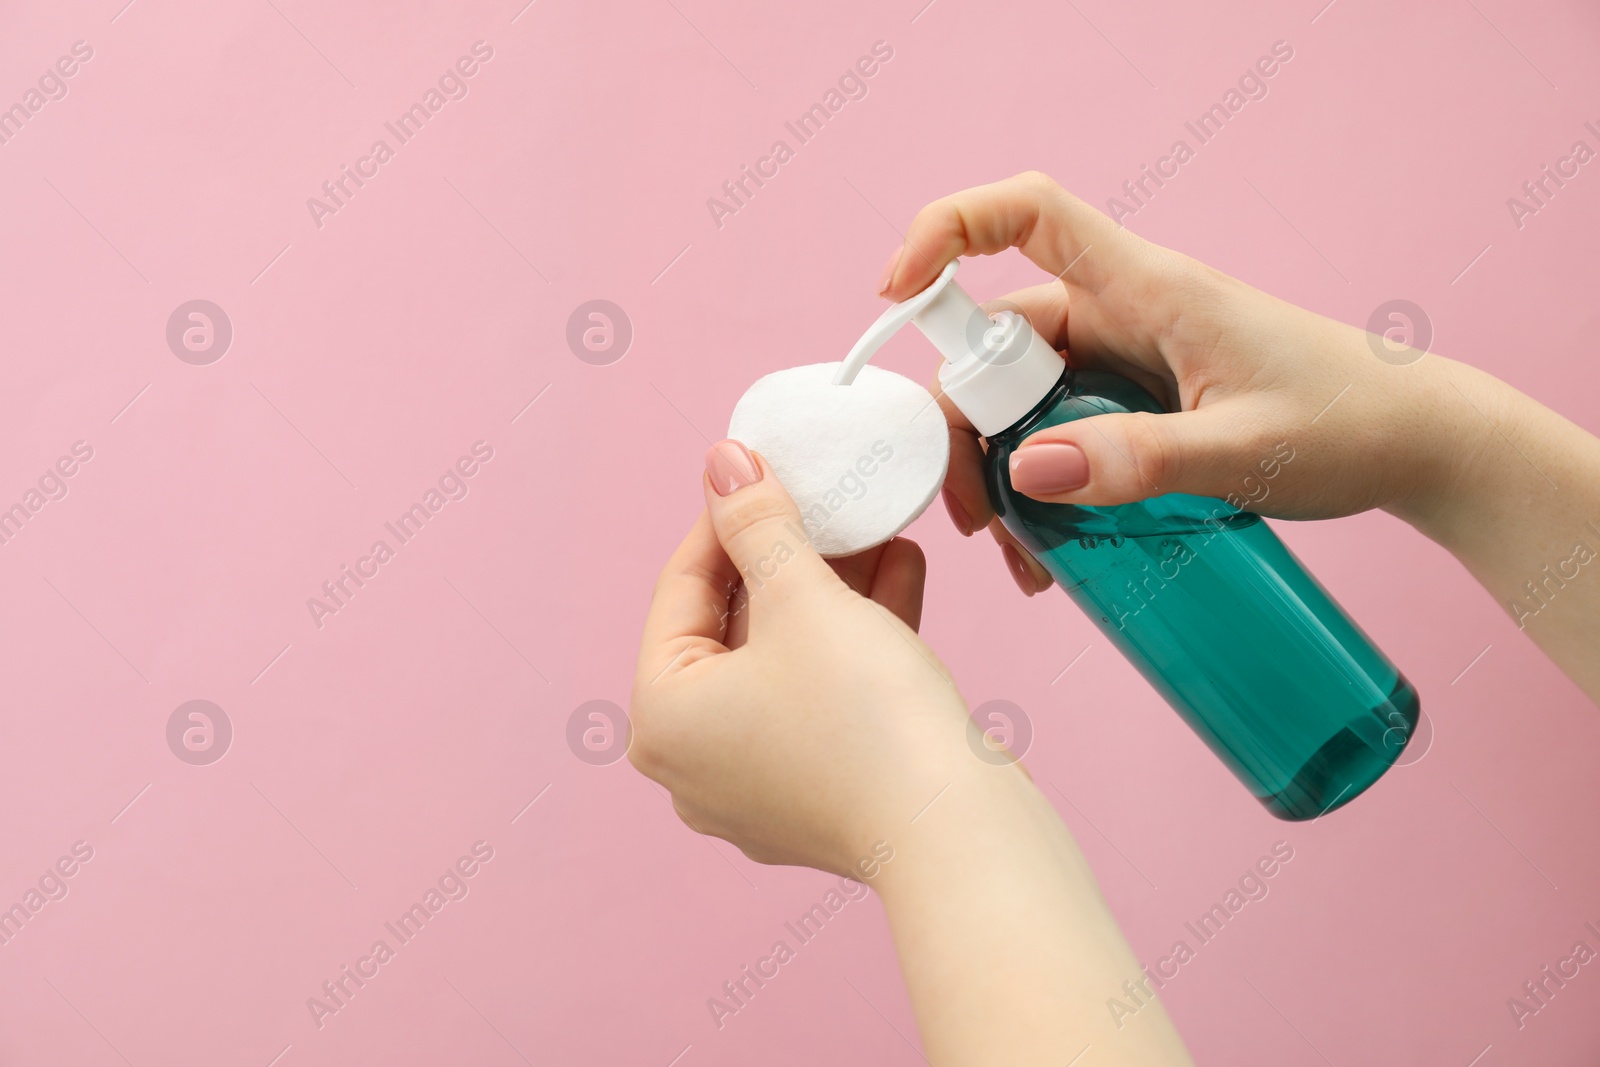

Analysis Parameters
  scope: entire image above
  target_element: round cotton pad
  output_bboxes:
[728,362,950,558]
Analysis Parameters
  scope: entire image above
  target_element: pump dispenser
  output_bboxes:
[849,259,1420,820]
[838,261,1063,433]
[837,260,1062,434]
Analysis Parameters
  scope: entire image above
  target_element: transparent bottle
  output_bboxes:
[839,259,1420,818]
[983,366,1419,819]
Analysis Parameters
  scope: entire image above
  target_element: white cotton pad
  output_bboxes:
[728,362,950,558]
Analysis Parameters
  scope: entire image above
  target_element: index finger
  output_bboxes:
[881,171,1129,301]
[636,510,740,684]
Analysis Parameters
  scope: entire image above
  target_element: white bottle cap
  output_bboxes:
[834,260,1064,437]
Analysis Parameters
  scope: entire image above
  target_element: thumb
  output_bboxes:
[702,439,833,598]
[1008,406,1265,508]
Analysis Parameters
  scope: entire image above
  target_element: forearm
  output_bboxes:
[871,756,1192,1066]
[1392,356,1600,699]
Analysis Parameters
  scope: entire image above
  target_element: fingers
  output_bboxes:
[827,541,889,598]
[987,282,1071,350]
[991,282,1177,405]
[990,518,1053,596]
[925,346,1053,596]
[1009,405,1261,507]
[637,510,739,683]
[702,439,834,605]
[868,537,927,630]
[827,537,926,629]
[935,283,1069,540]
[929,403,1056,597]
[880,171,1133,302]
[939,422,991,537]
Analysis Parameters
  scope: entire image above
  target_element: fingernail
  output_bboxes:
[942,485,973,537]
[877,245,903,296]
[1009,442,1089,495]
[1000,542,1036,597]
[705,439,761,496]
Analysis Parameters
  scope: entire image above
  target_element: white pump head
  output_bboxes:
[832,260,1065,437]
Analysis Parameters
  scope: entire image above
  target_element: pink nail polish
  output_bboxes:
[1000,542,1036,597]
[705,439,761,496]
[942,485,973,537]
[876,246,903,296]
[1009,442,1089,496]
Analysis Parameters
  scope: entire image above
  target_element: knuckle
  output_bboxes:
[720,492,797,543]
[909,195,957,234]
[1122,412,1180,490]
[624,729,661,777]
[1016,169,1057,192]
[621,700,663,776]
[672,800,719,840]
[737,843,779,867]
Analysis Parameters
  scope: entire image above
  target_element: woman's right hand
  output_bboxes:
[880,172,1600,702]
[878,171,1465,594]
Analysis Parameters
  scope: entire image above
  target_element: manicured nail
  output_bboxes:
[705,439,761,496]
[877,245,904,296]
[942,485,973,537]
[1000,542,1036,597]
[1009,442,1089,496]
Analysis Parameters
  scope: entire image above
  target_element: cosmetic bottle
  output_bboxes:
[838,261,1419,818]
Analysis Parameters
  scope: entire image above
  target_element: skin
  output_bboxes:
[631,172,1600,1063]
[633,449,1193,1065]
[888,171,1600,701]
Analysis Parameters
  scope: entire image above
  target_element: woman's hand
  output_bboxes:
[880,171,1462,592]
[631,439,1195,1064]
[630,439,978,878]
[882,171,1600,701]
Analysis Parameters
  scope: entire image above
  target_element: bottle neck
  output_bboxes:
[982,366,1075,444]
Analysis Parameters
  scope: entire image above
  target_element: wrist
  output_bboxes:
[1379,355,1511,546]
[865,749,1054,905]
[822,699,1002,875]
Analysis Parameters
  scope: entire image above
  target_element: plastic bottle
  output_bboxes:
[838,261,1419,818]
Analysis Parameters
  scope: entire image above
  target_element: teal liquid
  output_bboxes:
[987,370,1419,819]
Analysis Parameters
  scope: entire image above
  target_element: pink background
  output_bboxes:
[2,0,1598,1063]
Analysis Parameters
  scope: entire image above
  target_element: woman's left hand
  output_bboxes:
[629,439,983,879]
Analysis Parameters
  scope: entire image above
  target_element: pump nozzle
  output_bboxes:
[833,260,962,386]
[837,259,1066,436]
